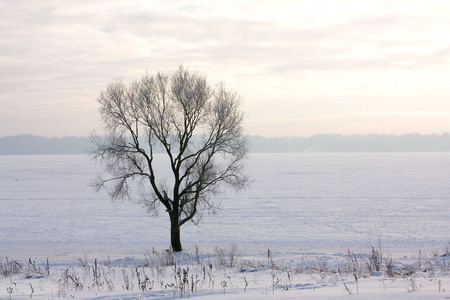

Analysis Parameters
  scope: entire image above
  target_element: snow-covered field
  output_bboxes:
[1,153,449,299]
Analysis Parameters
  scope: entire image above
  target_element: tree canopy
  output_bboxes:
[91,65,249,251]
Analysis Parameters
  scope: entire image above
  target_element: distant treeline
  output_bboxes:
[250,133,450,152]
[0,135,89,155]
[1,133,450,155]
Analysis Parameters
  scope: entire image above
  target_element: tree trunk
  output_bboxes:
[170,213,182,252]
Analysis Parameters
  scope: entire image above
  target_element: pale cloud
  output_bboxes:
[1,0,450,137]
[247,111,450,137]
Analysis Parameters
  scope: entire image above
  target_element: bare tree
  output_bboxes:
[90,65,249,252]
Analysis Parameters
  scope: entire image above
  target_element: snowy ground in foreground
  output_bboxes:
[1,247,450,299]
[1,153,450,298]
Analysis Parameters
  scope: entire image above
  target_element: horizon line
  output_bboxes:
[1,132,450,139]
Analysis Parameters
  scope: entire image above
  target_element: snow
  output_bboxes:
[1,153,450,299]
[1,250,450,299]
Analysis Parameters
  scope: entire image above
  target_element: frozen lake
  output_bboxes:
[0,153,449,259]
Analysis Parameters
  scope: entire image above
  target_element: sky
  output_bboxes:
[1,0,450,138]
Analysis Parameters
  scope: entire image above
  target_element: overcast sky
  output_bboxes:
[1,0,450,137]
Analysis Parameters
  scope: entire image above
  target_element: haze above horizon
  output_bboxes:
[1,0,450,138]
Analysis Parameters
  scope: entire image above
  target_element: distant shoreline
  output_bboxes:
[1,133,450,154]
